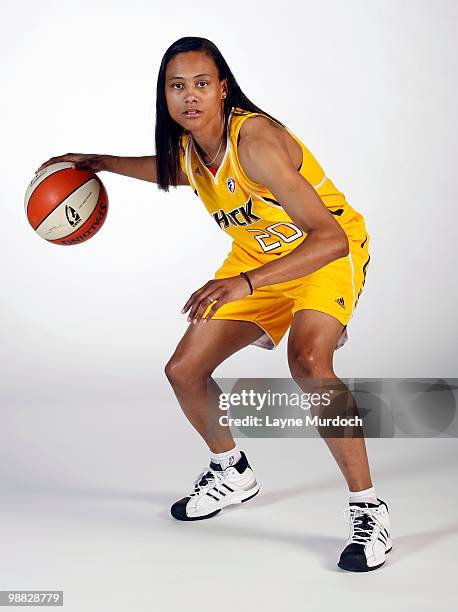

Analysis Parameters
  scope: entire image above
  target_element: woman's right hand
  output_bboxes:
[35,153,108,175]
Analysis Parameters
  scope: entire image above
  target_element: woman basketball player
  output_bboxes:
[36,37,392,571]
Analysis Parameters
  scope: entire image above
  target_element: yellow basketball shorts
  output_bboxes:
[203,224,371,351]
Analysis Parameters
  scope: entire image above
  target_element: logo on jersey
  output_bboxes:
[194,166,201,176]
[335,297,346,309]
[212,196,261,229]
[226,177,236,193]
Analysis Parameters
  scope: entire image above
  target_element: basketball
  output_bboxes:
[24,161,109,245]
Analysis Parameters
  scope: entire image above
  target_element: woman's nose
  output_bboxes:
[184,87,198,102]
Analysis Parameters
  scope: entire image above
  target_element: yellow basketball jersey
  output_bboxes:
[179,107,367,262]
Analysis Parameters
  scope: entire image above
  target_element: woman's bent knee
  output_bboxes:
[289,347,334,380]
[164,355,213,387]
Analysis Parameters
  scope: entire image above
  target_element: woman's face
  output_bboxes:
[165,51,227,130]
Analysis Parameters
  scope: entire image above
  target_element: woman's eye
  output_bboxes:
[172,83,184,89]
[197,81,208,87]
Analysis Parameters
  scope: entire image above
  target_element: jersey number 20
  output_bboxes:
[247,222,303,252]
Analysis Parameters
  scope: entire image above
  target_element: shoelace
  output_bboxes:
[189,467,226,498]
[344,506,383,545]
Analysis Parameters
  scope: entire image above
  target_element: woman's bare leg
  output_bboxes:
[288,309,373,492]
[165,319,264,453]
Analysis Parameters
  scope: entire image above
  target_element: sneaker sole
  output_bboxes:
[174,485,260,521]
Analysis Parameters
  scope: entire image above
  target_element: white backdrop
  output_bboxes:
[2,0,457,406]
[2,2,458,610]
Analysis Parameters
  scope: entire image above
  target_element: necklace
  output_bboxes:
[202,134,225,166]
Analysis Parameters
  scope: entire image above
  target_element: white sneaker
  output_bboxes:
[338,499,392,572]
[170,451,260,521]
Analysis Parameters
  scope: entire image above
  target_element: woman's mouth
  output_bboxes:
[183,110,202,118]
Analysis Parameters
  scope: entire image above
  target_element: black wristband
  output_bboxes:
[240,271,253,295]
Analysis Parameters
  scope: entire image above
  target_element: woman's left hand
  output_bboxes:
[181,275,252,324]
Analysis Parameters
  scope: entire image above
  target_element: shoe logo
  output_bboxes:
[228,456,234,466]
[227,177,236,193]
[335,297,345,309]
[194,166,201,175]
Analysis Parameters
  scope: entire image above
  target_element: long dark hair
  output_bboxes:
[155,36,284,191]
